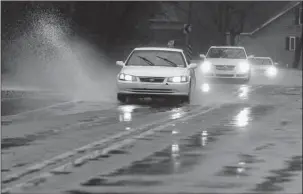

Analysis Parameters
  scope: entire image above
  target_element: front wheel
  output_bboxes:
[243,73,251,83]
[179,95,190,104]
[117,93,127,103]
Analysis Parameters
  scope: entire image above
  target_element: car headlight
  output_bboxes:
[201,61,212,73]
[266,66,277,77]
[239,62,250,73]
[118,73,137,81]
[167,76,189,83]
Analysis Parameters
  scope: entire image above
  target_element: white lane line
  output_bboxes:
[2,105,219,193]
[2,105,203,185]
[3,85,260,184]
[1,94,67,101]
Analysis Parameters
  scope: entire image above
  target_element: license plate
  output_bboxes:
[216,70,234,74]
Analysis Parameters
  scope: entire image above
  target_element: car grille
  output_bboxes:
[139,77,165,83]
[215,65,235,71]
[129,88,173,93]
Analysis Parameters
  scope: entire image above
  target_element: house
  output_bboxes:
[226,1,302,69]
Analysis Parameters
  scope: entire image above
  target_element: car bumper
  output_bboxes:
[117,81,190,96]
[202,71,250,79]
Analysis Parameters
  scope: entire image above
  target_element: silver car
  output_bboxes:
[199,46,253,81]
[249,57,278,78]
[116,47,198,103]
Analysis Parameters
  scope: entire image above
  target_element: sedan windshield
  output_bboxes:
[126,50,186,67]
[206,48,247,59]
[249,58,273,66]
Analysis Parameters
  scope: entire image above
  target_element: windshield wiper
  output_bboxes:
[137,56,155,66]
[156,56,178,67]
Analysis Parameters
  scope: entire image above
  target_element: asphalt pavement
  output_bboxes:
[1,68,302,194]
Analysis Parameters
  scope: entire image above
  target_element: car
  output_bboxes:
[199,46,253,82]
[249,57,278,78]
[116,47,198,103]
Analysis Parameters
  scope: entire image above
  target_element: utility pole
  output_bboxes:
[301,1,303,69]
[185,1,193,61]
[186,1,192,46]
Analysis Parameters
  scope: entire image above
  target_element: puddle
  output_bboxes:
[286,156,302,172]
[217,154,265,178]
[1,121,13,126]
[13,162,28,168]
[1,129,59,150]
[253,155,302,192]
[107,149,129,155]
[102,128,224,180]
[238,154,266,164]
[255,143,275,151]
[217,165,252,177]
[81,177,162,187]
[195,182,243,189]
[50,103,76,111]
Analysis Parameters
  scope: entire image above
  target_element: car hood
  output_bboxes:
[205,58,248,66]
[120,66,189,77]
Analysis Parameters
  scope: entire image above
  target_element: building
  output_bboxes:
[226,1,302,68]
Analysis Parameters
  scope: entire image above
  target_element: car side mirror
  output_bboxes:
[199,54,206,58]
[247,55,254,59]
[274,62,278,66]
[188,63,198,69]
[116,61,125,67]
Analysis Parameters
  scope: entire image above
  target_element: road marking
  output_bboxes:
[2,85,264,193]
[2,106,219,193]
[3,84,262,185]
[1,105,203,184]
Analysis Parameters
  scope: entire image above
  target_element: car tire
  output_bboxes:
[243,73,251,83]
[178,95,190,104]
[117,93,127,103]
[184,95,190,103]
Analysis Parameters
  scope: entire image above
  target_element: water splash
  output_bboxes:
[2,7,118,102]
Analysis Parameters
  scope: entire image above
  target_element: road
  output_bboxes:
[1,68,302,194]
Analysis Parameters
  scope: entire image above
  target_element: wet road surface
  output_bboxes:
[1,68,302,194]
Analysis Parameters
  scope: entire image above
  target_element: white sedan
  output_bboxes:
[199,46,253,82]
[116,47,198,103]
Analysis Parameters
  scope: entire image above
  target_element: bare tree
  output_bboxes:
[206,2,257,45]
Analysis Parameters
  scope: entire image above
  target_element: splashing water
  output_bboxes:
[2,9,119,102]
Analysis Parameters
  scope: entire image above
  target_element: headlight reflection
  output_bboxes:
[201,83,210,93]
[236,161,246,177]
[234,108,251,128]
[171,108,186,120]
[238,85,249,99]
[201,130,208,146]
[118,105,137,122]
[171,143,180,171]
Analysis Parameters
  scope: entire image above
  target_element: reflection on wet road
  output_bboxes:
[1,71,302,194]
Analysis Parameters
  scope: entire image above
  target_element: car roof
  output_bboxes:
[134,47,183,52]
[209,46,245,49]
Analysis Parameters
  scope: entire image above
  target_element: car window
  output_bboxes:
[249,58,273,66]
[206,48,247,59]
[126,50,186,68]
